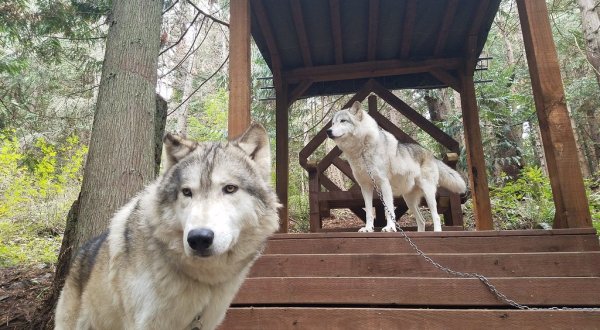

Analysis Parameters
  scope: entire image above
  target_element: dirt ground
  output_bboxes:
[0,265,53,329]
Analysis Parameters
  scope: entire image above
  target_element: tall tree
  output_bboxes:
[576,0,600,170]
[34,0,164,327]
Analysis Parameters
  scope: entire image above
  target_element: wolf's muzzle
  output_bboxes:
[326,129,334,139]
[187,228,214,254]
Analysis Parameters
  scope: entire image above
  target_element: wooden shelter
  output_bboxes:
[223,0,599,327]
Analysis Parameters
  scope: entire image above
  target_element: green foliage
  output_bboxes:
[0,130,86,266]
[187,88,228,141]
[489,166,555,229]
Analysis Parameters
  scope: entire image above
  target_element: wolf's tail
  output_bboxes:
[436,160,467,193]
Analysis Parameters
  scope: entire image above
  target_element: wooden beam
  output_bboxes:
[469,0,491,36]
[275,81,289,233]
[516,0,592,228]
[287,80,313,106]
[235,277,600,306]
[367,0,379,61]
[369,80,459,152]
[251,0,282,84]
[434,0,459,57]
[329,0,343,64]
[223,308,600,329]
[459,72,493,230]
[284,57,462,84]
[430,69,460,91]
[400,0,417,58]
[228,0,251,139]
[290,0,312,67]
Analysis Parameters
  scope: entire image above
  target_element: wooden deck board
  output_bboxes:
[233,277,600,306]
[220,307,600,329]
[264,233,600,254]
[249,252,600,278]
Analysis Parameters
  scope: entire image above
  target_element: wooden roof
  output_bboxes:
[250,0,501,97]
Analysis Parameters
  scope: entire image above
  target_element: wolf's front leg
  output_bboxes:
[195,272,248,330]
[378,180,397,232]
[358,185,375,232]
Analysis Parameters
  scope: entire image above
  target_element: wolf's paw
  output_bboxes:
[358,226,374,233]
[433,225,442,232]
[381,225,397,232]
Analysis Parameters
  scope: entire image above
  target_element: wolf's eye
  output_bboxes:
[181,188,193,197]
[340,119,347,123]
[223,184,238,194]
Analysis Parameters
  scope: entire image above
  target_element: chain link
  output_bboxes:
[360,153,599,312]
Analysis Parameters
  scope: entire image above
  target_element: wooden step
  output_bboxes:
[265,229,600,254]
[249,252,600,278]
[220,307,600,329]
[232,277,600,306]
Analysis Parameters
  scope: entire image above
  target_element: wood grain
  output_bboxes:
[220,307,600,330]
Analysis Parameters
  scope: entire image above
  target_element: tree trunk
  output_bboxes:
[577,0,600,85]
[73,0,163,253]
[175,0,198,136]
[565,104,591,178]
[33,1,164,328]
[581,98,600,171]
[576,0,600,173]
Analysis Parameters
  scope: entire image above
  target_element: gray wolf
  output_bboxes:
[326,101,466,232]
[55,123,280,329]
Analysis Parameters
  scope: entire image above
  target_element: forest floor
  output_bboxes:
[0,265,53,329]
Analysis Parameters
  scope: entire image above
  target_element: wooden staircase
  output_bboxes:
[220,229,600,329]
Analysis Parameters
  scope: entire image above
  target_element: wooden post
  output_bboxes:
[228,0,251,140]
[516,0,592,228]
[275,81,289,232]
[459,72,494,230]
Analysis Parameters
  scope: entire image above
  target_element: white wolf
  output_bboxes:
[326,101,466,232]
[55,123,280,330]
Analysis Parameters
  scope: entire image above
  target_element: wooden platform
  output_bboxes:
[220,229,600,329]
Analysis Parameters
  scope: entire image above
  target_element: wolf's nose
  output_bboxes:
[187,228,214,251]
[326,129,333,138]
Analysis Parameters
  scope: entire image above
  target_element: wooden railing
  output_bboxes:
[299,79,465,232]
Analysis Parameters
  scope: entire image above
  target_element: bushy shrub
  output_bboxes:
[0,131,87,266]
[489,166,554,229]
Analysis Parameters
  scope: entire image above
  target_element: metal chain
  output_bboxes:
[360,153,599,312]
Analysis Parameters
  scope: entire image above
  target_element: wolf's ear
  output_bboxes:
[162,133,198,170]
[349,101,363,120]
[234,123,271,181]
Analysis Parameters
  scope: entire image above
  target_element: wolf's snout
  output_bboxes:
[326,128,334,138]
[187,228,214,252]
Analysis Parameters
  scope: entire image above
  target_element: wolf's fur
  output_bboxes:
[55,124,280,330]
[327,101,466,232]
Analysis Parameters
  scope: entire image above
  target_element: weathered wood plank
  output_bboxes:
[367,0,379,60]
[249,252,600,278]
[264,232,600,254]
[290,0,312,67]
[284,58,462,84]
[459,72,493,230]
[228,0,251,139]
[275,81,288,232]
[434,0,459,56]
[233,277,600,306]
[516,0,592,228]
[400,0,417,58]
[220,308,600,330]
[329,0,343,64]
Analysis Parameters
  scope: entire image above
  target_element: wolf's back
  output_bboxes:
[436,160,467,193]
